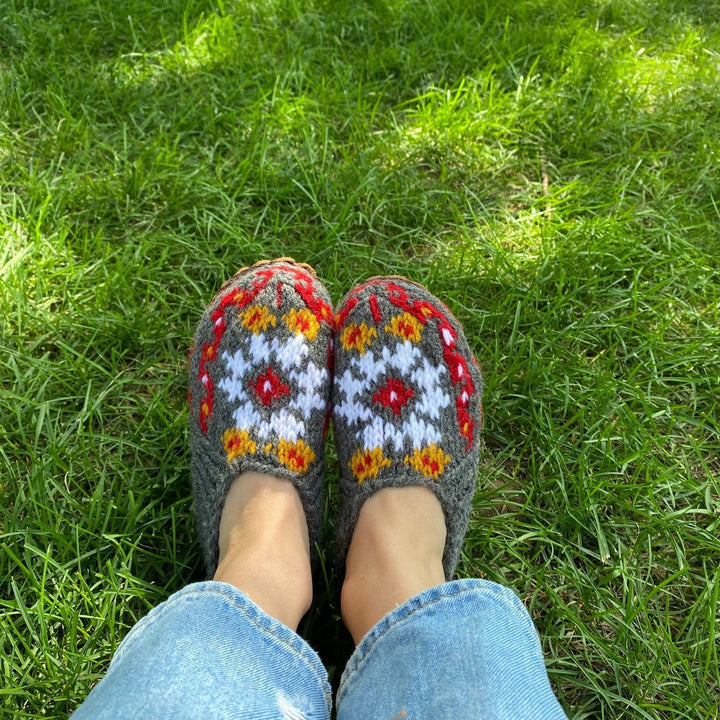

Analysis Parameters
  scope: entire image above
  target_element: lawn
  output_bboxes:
[1,0,719,716]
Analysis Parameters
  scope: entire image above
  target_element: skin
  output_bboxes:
[340,486,446,644]
[215,474,446,640]
[214,472,313,631]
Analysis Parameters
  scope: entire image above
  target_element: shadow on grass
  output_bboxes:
[3,0,718,260]
[1,0,719,710]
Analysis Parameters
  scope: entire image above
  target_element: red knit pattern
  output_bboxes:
[195,266,332,433]
[250,367,291,406]
[335,295,358,328]
[373,377,414,415]
[369,294,382,323]
[343,279,478,450]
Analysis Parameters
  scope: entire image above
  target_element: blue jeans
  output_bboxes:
[71,579,568,719]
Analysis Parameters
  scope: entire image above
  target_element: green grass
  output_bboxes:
[1,0,719,716]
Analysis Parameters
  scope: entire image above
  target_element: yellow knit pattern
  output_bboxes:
[340,322,378,354]
[222,428,257,464]
[277,438,316,474]
[283,308,321,340]
[241,305,277,334]
[404,444,451,480]
[385,312,423,342]
[350,446,392,484]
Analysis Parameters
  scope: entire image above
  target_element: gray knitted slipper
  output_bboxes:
[188,259,334,576]
[332,276,484,579]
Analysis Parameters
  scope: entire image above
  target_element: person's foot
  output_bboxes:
[188,259,334,628]
[341,486,447,643]
[332,277,483,641]
[213,472,314,630]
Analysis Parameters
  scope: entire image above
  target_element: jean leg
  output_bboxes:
[337,579,568,720]
[71,581,331,720]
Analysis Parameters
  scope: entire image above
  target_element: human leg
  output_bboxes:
[338,485,568,719]
[71,260,334,719]
[214,471,312,630]
[338,577,568,720]
[332,274,484,636]
[72,470,330,720]
[340,485,446,643]
[333,277,567,719]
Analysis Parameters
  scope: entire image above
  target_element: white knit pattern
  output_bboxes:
[334,340,450,452]
[218,332,328,443]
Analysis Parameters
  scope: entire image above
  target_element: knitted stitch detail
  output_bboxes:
[333,276,484,579]
[222,428,257,463]
[195,265,332,434]
[373,377,414,415]
[283,307,321,340]
[339,322,378,354]
[217,331,327,448]
[189,259,333,575]
[335,336,451,459]
[277,438,316,473]
[404,443,452,480]
[385,312,423,342]
[349,446,391,484]
[241,305,277,334]
[342,279,478,451]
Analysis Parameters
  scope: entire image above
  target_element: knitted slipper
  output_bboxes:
[188,259,334,576]
[332,276,484,579]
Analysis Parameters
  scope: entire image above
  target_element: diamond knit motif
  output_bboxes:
[335,340,450,457]
[218,330,327,448]
[188,259,333,575]
[251,367,290,406]
[373,377,414,415]
[333,276,484,580]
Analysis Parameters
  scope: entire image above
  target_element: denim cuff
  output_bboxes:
[337,578,539,704]
[109,580,332,719]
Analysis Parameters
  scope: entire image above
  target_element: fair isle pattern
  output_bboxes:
[334,340,451,453]
[218,330,328,452]
[333,276,484,580]
[349,446,391,484]
[222,427,257,462]
[195,264,333,434]
[404,443,452,480]
[334,279,481,484]
[336,279,479,451]
[189,259,334,576]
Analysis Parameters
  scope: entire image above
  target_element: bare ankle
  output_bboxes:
[341,486,446,643]
[213,472,313,630]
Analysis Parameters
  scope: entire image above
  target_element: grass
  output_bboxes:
[1,0,719,716]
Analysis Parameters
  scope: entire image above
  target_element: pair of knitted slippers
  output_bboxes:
[188,259,483,580]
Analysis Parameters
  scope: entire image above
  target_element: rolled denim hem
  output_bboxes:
[338,579,520,696]
[73,581,332,720]
[337,578,567,720]
[115,580,330,689]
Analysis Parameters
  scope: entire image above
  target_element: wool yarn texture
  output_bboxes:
[332,277,484,579]
[188,259,334,575]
